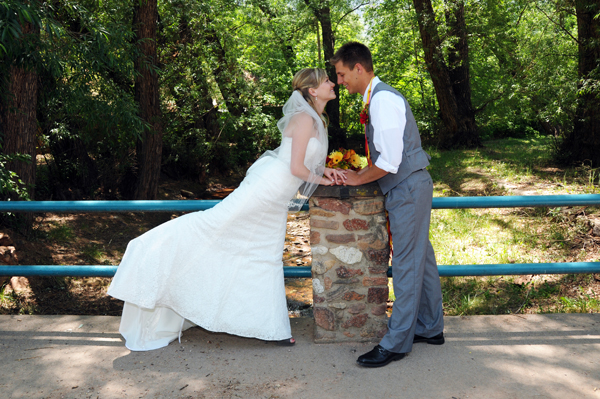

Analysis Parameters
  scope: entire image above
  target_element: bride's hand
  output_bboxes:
[320,176,335,186]
[324,168,347,185]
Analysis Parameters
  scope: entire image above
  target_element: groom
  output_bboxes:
[331,42,444,368]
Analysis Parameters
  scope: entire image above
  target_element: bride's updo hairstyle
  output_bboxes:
[292,68,329,124]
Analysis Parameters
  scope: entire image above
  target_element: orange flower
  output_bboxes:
[326,148,364,171]
[343,149,355,161]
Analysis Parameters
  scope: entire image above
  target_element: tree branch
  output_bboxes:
[335,1,370,29]
[473,92,504,114]
[535,4,579,45]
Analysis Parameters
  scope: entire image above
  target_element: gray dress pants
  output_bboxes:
[378,168,444,354]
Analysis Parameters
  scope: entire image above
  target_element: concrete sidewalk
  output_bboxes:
[0,314,599,399]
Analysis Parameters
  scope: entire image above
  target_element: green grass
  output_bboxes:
[47,223,75,243]
[421,136,600,315]
[82,243,111,264]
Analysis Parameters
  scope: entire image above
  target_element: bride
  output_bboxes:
[107,68,342,351]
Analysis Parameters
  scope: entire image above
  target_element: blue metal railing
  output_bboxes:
[1,194,600,212]
[1,194,599,278]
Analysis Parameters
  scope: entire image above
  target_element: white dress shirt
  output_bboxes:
[362,77,406,174]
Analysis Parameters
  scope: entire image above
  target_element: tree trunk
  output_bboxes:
[132,0,163,200]
[0,21,38,201]
[204,25,247,118]
[412,0,480,148]
[306,1,345,150]
[561,0,600,165]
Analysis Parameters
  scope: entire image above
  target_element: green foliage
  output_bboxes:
[0,0,45,58]
[0,0,591,197]
[0,152,31,200]
[364,0,579,142]
[29,0,146,197]
[365,0,438,138]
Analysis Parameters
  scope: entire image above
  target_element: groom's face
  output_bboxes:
[334,62,361,95]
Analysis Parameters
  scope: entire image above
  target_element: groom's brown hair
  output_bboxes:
[330,42,374,72]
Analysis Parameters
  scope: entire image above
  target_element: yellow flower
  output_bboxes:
[329,151,343,165]
[350,153,362,168]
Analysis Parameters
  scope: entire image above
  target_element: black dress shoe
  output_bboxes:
[356,345,405,368]
[413,332,445,345]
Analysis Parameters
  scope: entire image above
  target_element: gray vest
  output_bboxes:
[366,82,431,194]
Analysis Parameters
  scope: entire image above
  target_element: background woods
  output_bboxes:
[0,0,599,206]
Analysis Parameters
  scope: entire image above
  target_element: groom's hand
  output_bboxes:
[343,170,362,186]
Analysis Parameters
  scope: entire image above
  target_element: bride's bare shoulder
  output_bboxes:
[289,112,315,127]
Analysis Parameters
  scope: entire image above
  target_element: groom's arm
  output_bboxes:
[343,164,388,186]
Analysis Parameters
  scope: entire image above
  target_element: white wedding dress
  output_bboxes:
[107,134,325,351]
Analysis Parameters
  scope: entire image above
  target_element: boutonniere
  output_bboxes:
[359,104,369,125]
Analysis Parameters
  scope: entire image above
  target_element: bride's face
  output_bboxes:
[312,78,336,102]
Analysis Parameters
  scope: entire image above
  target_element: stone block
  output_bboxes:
[357,233,374,242]
[343,218,369,231]
[368,287,389,304]
[312,219,340,230]
[330,246,362,264]
[368,264,389,275]
[310,231,320,245]
[335,265,364,278]
[367,249,390,265]
[312,245,328,255]
[347,303,366,314]
[343,332,355,338]
[325,285,349,300]
[341,313,368,329]
[362,277,388,287]
[324,276,332,290]
[314,198,352,215]
[326,234,355,244]
[342,291,366,301]
[358,240,387,251]
[313,261,335,275]
[353,199,385,215]
[357,228,389,250]
[312,261,325,275]
[313,295,325,304]
[370,304,387,316]
[313,278,324,294]
[310,208,336,218]
[314,307,335,331]
[333,278,359,285]
[328,302,347,309]
[375,215,387,224]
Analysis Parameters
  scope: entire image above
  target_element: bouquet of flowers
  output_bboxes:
[326,148,363,171]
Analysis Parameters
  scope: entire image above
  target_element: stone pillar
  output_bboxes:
[310,183,390,343]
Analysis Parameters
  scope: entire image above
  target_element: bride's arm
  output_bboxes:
[289,114,333,186]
